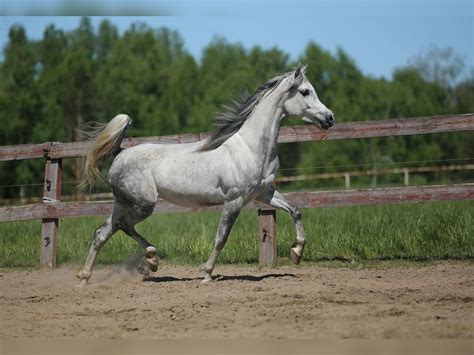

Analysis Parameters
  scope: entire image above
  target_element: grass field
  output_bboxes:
[0,201,472,268]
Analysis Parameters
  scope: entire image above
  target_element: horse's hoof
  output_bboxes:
[145,246,159,272]
[76,279,88,288]
[147,258,159,272]
[200,276,213,285]
[76,270,91,280]
[290,247,302,265]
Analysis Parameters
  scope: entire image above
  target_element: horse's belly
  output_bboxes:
[154,167,230,207]
[157,185,227,207]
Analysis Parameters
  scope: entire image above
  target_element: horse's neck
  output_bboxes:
[238,100,283,167]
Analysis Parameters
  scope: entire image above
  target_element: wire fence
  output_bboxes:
[1,157,473,190]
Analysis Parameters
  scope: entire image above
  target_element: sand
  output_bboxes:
[1,261,472,339]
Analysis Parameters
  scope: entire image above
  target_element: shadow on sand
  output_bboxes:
[143,273,298,283]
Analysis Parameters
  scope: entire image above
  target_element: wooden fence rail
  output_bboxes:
[1,113,473,268]
[2,184,473,222]
[1,113,473,161]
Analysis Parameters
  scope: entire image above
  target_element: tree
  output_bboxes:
[0,25,40,198]
[35,24,68,142]
[162,54,199,130]
[96,19,118,63]
[408,45,466,87]
[189,37,252,132]
[94,23,188,137]
[0,25,39,145]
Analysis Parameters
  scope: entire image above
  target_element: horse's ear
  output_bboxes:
[291,63,306,87]
[301,64,307,76]
[295,63,307,78]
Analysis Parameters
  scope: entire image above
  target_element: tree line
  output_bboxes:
[0,17,473,199]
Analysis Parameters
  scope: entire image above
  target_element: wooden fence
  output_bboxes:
[1,113,474,268]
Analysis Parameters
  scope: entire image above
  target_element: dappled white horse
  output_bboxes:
[77,64,334,286]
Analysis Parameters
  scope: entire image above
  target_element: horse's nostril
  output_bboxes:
[326,114,334,123]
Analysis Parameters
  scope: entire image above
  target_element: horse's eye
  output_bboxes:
[300,89,310,97]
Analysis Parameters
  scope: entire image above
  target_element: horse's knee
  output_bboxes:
[292,207,302,221]
[92,225,110,250]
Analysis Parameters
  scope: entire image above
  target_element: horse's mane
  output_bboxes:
[199,73,286,152]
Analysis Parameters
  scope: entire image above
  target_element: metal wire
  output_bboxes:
[279,157,474,172]
[0,157,473,189]
[0,180,79,189]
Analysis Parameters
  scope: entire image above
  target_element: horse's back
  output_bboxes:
[108,141,229,207]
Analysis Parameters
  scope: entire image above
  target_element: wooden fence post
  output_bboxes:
[40,157,62,269]
[344,173,351,189]
[403,168,410,186]
[258,208,277,266]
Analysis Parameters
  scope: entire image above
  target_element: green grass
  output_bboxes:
[0,201,473,268]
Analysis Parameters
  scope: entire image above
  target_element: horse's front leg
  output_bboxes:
[258,187,306,264]
[202,199,242,284]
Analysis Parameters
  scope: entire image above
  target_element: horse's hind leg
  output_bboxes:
[118,223,159,273]
[76,216,117,286]
[116,204,159,273]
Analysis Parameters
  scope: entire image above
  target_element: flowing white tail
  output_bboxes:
[79,114,132,189]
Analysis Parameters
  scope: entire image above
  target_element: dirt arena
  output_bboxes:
[0,261,472,339]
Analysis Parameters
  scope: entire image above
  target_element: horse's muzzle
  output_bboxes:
[320,113,335,130]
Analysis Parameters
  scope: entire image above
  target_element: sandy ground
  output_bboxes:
[0,261,472,339]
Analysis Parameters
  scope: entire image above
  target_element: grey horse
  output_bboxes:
[77,64,334,286]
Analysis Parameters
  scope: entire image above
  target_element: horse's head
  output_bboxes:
[282,64,335,130]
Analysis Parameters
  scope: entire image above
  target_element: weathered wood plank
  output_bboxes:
[277,113,474,143]
[1,184,473,222]
[0,142,52,161]
[283,183,474,208]
[1,114,473,161]
[40,158,62,269]
[0,200,226,221]
[258,208,278,266]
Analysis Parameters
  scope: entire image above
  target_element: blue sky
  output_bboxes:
[0,0,472,80]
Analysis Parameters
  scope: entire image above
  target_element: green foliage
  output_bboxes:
[408,45,467,87]
[0,18,473,199]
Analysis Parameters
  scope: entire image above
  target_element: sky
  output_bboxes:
[0,0,472,81]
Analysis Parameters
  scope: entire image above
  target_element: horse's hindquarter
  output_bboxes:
[108,144,162,206]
